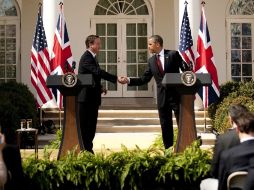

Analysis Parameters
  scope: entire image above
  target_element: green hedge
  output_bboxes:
[23,142,211,190]
[0,82,37,143]
[209,80,254,133]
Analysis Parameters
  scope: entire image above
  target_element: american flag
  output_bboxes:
[50,3,74,108]
[178,3,195,67]
[195,6,220,108]
[31,6,53,107]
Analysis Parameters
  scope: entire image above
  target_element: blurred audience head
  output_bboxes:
[235,112,254,135]
[228,104,249,126]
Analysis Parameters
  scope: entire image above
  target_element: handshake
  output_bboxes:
[117,76,128,84]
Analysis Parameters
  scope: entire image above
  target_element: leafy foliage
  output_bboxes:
[0,82,37,143]
[208,81,240,120]
[213,96,254,133]
[23,142,211,190]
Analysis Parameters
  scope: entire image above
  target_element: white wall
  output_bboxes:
[20,0,39,94]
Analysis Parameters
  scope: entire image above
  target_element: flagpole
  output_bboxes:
[59,108,62,130]
[204,106,207,132]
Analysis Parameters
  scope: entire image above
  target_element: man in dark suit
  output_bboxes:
[121,35,189,149]
[200,104,249,190]
[78,35,123,153]
[218,112,254,190]
[211,104,248,178]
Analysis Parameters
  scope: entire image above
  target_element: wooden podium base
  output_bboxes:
[175,95,197,153]
[58,96,83,159]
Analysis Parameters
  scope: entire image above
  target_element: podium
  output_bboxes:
[162,72,211,152]
[46,74,94,158]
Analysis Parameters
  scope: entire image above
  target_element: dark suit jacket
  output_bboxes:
[129,50,188,109]
[211,129,240,178]
[218,139,254,190]
[2,145,25,190]
[78,50,117,105]
[244,157,254,190]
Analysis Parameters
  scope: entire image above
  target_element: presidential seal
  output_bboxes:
[181,71,197,86]
[62,72,78,88]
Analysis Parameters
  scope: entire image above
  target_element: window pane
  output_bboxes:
[231,64,241,76]
[6,25,15,37]
[242,64,252,76]
[138,64,148,90]
[231,37,241,49]
[100,37,106,49]
[127,65,137,91]
[231,50,241,62]
[138,37,147,49]
[232,77,241,82]
[94,6,107,15]
[6,52,15,64]
[0,52,5,64]
[96,24,106,36]
[138,51,147,63]
[0,39,5,51]
[136,5,149,15]
[243,77,252,82]
[6,65,15,78]
[107,24,117,36]
[0,65,4,78]
[242,37,252,49]
[98,51,106,63]
[126,24,136,36]
[107,37,117,49]
[0,25,5,37]
[0,0,17,16]
[231,23,241,36]
[132,0,145,8]
[107,51,117,63]
[242,50,252,62]
[138,23,147,36]
[127,37,136,49]
[127,51,136,63]
[107,65,117,90]
[98,0,110,8]
[6,38,15,51]
[242,23,251,36]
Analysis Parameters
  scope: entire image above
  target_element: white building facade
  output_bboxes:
[0,0,253,107]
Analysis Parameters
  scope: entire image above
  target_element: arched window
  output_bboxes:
[0,0,20,83]
[230,0,254,15]
[94,0,149,15]
[227,0,254,82]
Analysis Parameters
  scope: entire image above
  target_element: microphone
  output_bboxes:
[72,61,76,71]
[65,61,69,73]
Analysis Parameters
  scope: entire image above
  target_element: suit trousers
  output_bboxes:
[79,102,99,153]
[158,104,180,149]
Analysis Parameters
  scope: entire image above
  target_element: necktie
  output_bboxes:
[156,54,164,76]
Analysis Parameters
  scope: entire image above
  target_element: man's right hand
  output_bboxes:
[117,76,128,84]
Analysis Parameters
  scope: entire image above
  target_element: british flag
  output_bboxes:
[195,6,220,108]
[50,3,74,109]
[31,5,53,107]
[178,3,195,67]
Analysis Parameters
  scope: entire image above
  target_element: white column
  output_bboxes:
[43,0,62,52]
[179,0,204,110]
[42,0,62,108]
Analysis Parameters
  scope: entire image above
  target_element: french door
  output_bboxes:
[227,19,254,81]
[91,18,153,97]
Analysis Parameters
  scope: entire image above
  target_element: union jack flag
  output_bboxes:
[31,5,53,107]
[195,6,220,108]
[178,3,195,67]
[50,3,74,109]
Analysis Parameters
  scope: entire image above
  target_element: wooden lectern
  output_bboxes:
[162,72,211,152]
[46,74,93,158]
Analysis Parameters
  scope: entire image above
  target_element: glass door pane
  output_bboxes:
[230,21,253,81]
[96,23,118,92]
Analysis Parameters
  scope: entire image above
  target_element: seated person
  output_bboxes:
[200,104,249,190]
[218,111,254,190]
[0,133,25,190]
